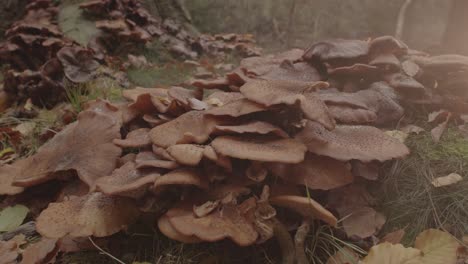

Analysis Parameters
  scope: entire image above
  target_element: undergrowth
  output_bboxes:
[378,128,468,245]
[126,64,194,88]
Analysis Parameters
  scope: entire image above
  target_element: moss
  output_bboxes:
[378,128,468,245]
[127,64,194,88]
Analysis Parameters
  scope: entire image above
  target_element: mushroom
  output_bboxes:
[268,153,354,190]
[167,144,205,166]
[12,109,122,189]
[36,192,140,238]
[0,165,24,195]
[163,202,258,246]
[296,121,410,162]
[213,121,288,137]
[153,168,209,190]
[240,79,335,129]
[56,46,100,83]
[135,151,179,169]
[113,128,151,148]
[95,161,160,198]
[157,215,202,243]
[205,98,266,117]
[302,39,369,66]
[270,195,337,227]
[149,110,223,148]
[211,135,307,163]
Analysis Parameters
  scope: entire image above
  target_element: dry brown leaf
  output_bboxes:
[20,238,58,264]
[338,206,386,239]
[381,229,406,244]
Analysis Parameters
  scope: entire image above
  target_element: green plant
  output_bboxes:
[126,64,193,88]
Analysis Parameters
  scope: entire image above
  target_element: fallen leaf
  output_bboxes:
[414,229,460,264]
[400,125,425,135]
[385,130,409,143]
[431,173,463,188]
[20,238,58,264]
[431,113,452,143]
[0,205,29,232]
[362,243,422,264]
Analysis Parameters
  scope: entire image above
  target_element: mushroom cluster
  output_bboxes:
[79,0,261,59]
[0,0,101,109]
[1,35,468,262]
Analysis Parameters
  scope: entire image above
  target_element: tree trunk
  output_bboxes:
[442,0,468,55]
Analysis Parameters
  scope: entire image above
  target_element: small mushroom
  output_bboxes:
[157,215,202,243]
[205,98,266,117]
[135,151,179,169]
[95,161,160,198]
[153,168,209,190]
[113,128,151,148]
[269,195,337,226]
[167,144,205,166]
[214,121,288,137]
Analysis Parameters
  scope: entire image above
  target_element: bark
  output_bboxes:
[442,0,468,55]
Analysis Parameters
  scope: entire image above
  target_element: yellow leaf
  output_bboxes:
[362,243,422,264]
[431,173,463,188]
[414,229,460,264]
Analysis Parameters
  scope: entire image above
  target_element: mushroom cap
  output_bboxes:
[202,146,232,171]
[56,46,99,83]
[153,168,209,190]
[368,36,408,57]
[36,192,140,238]
[13,110,122,189]
[135,151,179,169]
[211,135,307,163]
[149,110,222,148]
[268,153,354,190]
[205,98,266,117]
[296,121,409,162]
[165,203,258,246]
[240,79,335,129]
[204,92,245,106]
[157,215,202,243]
[167,144,205,166]
[113,128,151,148]
[259,60,322,82]
[327,105,377,125]
[269,195,337,226]
[95,161,160,197]
[303,39,369,64]
[214,121,288,137]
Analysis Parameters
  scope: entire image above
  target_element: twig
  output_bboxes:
[88,237,126,264]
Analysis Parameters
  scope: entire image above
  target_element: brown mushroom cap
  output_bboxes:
[296,121,409,162]
[259,60,322,82]
[239,79,335,129]
[157,215,202,243]
[149,110,222,148]
[95,161,160,197]
[268,153,354,190]
[36,192,140,238]
[214,121,288,137]
[211,135,307,163]
[269,195,337,226]
[165,203,258,246]
[135,151,179,169]
[205,98,267,117]
[167,144,205,166]
[202,146,232,171]
[113,128,151,148]
[303,39,369,64]
[204,92,245,106]
[327,105,377,125]
[13,110,122,189]
[153,168,209,190]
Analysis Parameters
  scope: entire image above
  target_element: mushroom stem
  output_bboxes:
[294,220,310,264]
[272,217,295,264]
